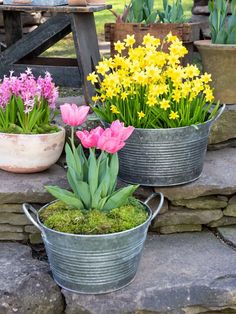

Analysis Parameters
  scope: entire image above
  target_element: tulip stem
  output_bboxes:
[71,126,75,152]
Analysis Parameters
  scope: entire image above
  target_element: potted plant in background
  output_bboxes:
[0,69,66,173]
[23,103,164,294]
[195,0,236,104]
[90,33,225,186]
[105,0,201,64]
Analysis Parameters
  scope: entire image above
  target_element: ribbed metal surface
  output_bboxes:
[37,203,152,294]
[118,119,215,186]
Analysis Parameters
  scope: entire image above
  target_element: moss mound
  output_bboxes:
[39,198,148,235]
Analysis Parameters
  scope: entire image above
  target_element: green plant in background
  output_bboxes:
[157,0,185,23]
[110,0,158,24]
[209,0,236,44]
[125,0,158,24]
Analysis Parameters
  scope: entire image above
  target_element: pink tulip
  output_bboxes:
[110,120,134,141]
[97,129,125,154]
[60,103,90,127]
[76,126,104,149]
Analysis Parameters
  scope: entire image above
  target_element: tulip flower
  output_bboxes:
[76,126,104,149]
[110,120,134,141]
[97,129,125,154]
[60,103,90,127]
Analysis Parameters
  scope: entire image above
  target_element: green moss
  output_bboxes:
[40,200,148,235]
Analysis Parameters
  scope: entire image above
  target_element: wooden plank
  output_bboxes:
[71,12,100,104]
[0,62,82,87]
[3,11,22,46]
[0,14,71,65]
[0,4,112,13]
[19,56,78,66]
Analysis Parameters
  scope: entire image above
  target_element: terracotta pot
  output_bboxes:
[68,0,105,5]
[195,40,236,105]
[0,127,65,174]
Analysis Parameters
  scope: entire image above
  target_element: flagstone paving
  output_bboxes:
[2,231,236,314]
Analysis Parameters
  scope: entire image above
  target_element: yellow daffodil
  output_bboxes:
[169,111,180,120]
[110,105,120,114]
[92,95,100,103]
[160,99,170,110]
[87,72,98,84]
[201,73,212,84]
[88,32,216,128]
[138,111,145,119]
[124,34,136,47]
[114,40,126,54]
[166,32,178,43]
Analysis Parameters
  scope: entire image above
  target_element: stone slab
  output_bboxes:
[223,195,236,217]
[0,204,23,213]
[172,196,228,210]
[0,224,23,233]
[0,165,68,204]
[159,224,202,234]
[0,232,27,241]
[217,226,236,247]
[208,216,236,228]
[209,105,236,145]
[0,242,64,314]
[63,232,236,314]
[155,148,236,201]
[153,209,223,228]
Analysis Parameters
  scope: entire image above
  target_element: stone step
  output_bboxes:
[2,231,236,313]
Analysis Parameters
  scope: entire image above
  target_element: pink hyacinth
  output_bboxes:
[110,120,135,141]
[76,126,104,149]
[60,103,90,127]
[0,69,58,112]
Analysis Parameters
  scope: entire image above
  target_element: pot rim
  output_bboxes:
[37,199,153,238]
[0,125,65,137]
[194,39,236,49]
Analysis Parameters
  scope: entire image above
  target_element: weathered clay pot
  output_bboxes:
[68,0,105,5]
[194,40,236,104]
[0,127,65,173]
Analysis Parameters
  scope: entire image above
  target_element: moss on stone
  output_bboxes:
[39,199,148,235]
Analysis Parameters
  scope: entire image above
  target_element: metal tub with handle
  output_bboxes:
[23,192,164,294]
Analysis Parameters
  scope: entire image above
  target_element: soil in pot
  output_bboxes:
[40,198,148,235]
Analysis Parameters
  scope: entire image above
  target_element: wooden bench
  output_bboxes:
[0,4,112,104]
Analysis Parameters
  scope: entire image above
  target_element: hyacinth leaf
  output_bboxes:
[45,186,84,209]
[103,185,139,211]
[88,148,99,196]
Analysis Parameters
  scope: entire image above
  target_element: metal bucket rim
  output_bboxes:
[0,125,65,137]
[36,200,153,238]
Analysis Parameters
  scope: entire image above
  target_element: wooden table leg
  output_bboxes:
[3,11,23,47]
[71,12,100,104]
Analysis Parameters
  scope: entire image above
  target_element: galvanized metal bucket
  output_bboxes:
[117,105,225,186]
[23,192,164,294]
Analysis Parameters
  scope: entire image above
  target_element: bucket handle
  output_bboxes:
[212,103,225,122]
[22,203,43,233]
[144,192,164,221]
